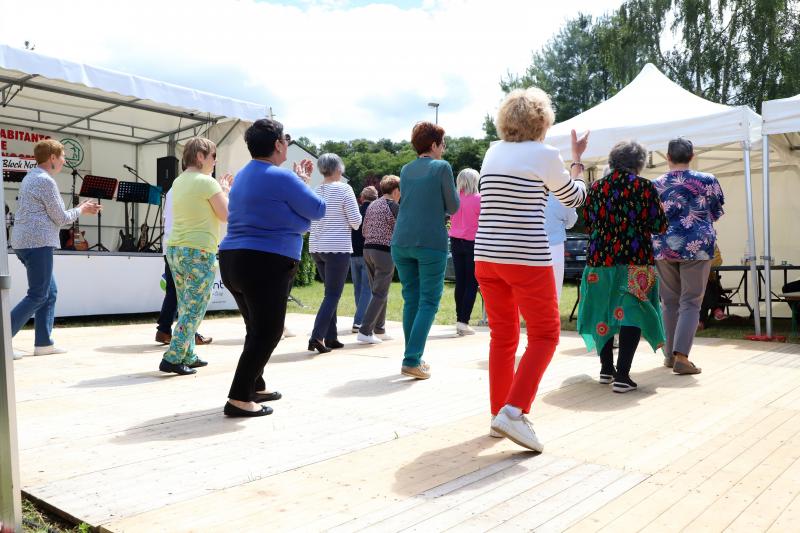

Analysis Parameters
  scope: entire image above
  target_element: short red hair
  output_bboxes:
[411,122,445,155]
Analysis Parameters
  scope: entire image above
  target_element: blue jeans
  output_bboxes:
[350,255,372,326]
[311,252,351,341]
[11,247,57,347]
[392,245,447,368]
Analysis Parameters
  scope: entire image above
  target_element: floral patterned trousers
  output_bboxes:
[163,246,217,365]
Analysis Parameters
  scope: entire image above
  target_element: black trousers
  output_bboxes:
[156,257,178,334]
[451,237,479,323]
[599,326,641,378]
[220,249,298,402]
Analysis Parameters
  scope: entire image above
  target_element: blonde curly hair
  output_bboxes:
[496,88,556,142]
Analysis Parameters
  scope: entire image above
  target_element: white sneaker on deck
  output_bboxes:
[456,322,476,336]
[13,350,25,360]
[376,332,393,341]
[489,416,503,438]
[357,333,382,344]
[490,405,544,452]
[282,327,296,339]
[33,345,67,356]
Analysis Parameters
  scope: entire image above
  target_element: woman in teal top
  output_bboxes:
[391,121,459,379]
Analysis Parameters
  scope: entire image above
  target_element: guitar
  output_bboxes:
[118,229,137,252]
[72,225,89,251]
[137,222,150,251]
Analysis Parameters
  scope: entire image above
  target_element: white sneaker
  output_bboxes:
[489,416,503,438]
[490,405,544,452]
[376,332,393,341]
[33,345,68,356]
[282,327,296,338]
[357,333,382,344]
[457,322,476,336]
[13,350,25,360]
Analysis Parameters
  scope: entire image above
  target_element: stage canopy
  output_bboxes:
[0,44,266,146]
[545,63,762,178]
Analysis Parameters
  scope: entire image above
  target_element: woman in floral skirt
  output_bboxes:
[577,140,667,393]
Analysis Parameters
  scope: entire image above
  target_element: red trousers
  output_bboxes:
[475,261,560,415]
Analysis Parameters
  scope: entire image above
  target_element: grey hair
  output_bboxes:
[667,137,694,164]
[317,153,345,177]
[608,140,647,175]
[360,186,378,201]
[456,168,479,195]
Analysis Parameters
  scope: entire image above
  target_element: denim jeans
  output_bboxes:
[392,245,447,368]
[311,252,351,341]
[11,246,57,347]
[350,255,372,326]
[156,256,178,334]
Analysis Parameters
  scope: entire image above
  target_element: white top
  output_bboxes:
[475,141,586,267]
[309,181,361,254]
[10,167,80,249]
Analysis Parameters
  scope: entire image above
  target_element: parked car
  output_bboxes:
[564,231,589,280]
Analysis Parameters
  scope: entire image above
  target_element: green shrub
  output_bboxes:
[294,233,317,287]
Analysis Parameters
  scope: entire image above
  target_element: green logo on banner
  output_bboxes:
[61,138,84,168]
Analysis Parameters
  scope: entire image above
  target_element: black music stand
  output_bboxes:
[116,181,151,244]
[79,175,118,251]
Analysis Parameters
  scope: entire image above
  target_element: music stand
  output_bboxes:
[116,181,151,246]
[79,175,118,251]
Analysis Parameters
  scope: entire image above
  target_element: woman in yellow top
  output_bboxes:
[159,137,233,375]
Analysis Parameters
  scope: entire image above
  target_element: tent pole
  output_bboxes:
[0,170,22,529]
[762,135,773,338]
[743,141,762,335]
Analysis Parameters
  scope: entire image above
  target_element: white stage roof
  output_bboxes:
[0,45,267,145]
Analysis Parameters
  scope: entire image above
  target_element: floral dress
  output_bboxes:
[577,170,668,353]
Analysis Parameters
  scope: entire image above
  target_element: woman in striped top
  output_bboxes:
[478,88,589,452]
[308,153,362,353]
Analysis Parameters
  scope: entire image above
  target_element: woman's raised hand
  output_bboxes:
[78,200,102,215]
[293,159,314,184]
[571,129,590,162]
[219,172,234,194]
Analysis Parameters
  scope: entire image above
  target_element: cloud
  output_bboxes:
[0,0,623,142]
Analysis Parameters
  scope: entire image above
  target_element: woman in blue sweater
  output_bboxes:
[219,119,325,417]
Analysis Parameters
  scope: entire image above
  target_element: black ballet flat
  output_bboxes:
[308,339,332,354]
[223,402,273,417]
[159,359,197,375]
[325,339,344,349]
[253,391,282,402]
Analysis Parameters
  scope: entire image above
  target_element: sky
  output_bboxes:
[0,0,624,143]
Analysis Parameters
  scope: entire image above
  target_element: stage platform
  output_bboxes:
[10,313,800,532]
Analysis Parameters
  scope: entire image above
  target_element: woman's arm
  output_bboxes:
[343,187,362,230]
[440,162,460,215]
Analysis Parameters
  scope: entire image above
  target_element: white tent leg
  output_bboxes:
[762,135,773,337]
[743,142,762,335]
[0,181,22,529]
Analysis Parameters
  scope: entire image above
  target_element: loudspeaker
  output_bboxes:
[156,156,179,193]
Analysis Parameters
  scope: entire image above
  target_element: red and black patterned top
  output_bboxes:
[582,170,667,267]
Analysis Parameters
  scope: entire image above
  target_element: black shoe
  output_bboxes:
[253,391,282,402]
[325,339,344,349]
[159,359,197,375]
[599,366,615,384]
[187,358,208,368]
[223,402,273,417]
[612,375,638,393]
[308,339,332,354]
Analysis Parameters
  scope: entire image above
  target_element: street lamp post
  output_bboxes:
[427,102,440,124]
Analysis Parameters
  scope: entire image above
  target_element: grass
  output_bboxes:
[289,279,799,343]
[21,497,89,533]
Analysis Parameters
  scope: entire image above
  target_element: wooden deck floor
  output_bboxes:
[10,313,800,532]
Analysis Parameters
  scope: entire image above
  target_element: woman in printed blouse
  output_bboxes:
[10,139,101,359]
[577,140,667,393]
[652,138,724,375]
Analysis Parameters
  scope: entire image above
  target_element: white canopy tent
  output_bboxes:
[544,63,766,334]
[761,93,800,337]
